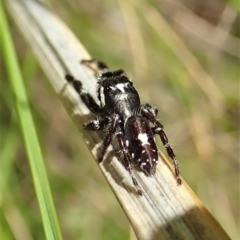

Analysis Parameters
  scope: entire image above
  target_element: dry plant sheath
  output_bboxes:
[6,0,230,239]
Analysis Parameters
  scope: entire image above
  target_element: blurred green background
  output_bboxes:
[1,0,239,239]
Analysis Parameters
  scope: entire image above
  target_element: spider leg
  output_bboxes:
[83,118,108,131]
[81,59,109,70]
[98,113,119,162]
[81,59,109,76]
[65,74,101,114]
[116,132,142,195]
[81,59,126,79]
[141,104,181,184]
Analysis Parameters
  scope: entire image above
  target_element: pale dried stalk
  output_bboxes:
[6,0,230,239]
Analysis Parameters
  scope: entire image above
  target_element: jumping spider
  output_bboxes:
[66,59,181,195]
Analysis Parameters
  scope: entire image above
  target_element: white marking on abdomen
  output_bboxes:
[138,133,150,146]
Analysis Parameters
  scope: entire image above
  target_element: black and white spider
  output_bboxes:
[66,59,181,195]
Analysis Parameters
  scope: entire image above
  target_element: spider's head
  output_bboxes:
[97,70,140,108]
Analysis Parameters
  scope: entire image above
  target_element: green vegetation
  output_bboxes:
[0,3,62,240]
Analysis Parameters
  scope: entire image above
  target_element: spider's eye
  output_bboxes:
[125,82,133,90]
[106,85,118,93]
[105,86,111,92]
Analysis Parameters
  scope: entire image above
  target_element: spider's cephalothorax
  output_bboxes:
[97,70,140,119]
[66,59,181,195]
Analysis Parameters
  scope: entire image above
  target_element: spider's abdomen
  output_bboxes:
[125,116,158,175]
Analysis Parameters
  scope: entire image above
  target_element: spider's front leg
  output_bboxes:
[65,74,101,114]
[141,104,182,184]
[81,59,109,76]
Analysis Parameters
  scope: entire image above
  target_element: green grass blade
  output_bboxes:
[0,3,62,240]
[227,0,240,12]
